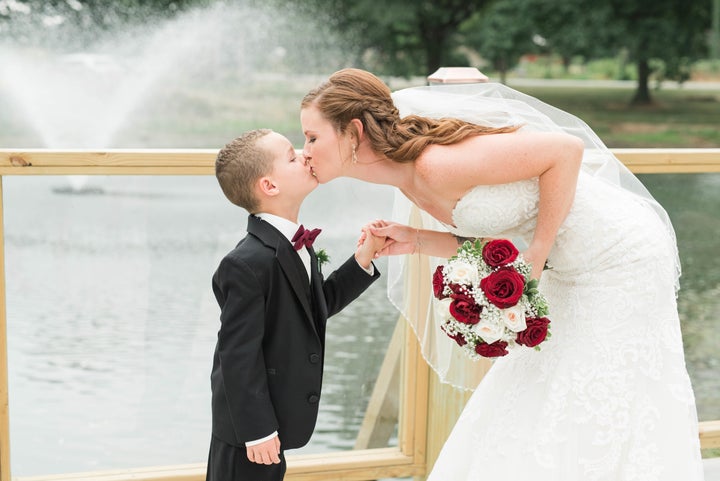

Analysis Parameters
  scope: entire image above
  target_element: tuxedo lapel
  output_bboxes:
[277,246,314,321]
[247,216,314,324]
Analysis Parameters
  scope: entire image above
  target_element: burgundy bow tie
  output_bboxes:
[292,225,321,251]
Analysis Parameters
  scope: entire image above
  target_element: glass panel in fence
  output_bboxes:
[4,175,400,476]
[641,173,720,423]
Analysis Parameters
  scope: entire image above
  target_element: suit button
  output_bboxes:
[309,353,320,364]
[307,393,320,404]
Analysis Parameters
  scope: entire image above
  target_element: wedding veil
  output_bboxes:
[386,82,681,391]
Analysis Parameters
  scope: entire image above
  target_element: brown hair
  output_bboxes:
[215,128,274,212]
[301,68,519,163]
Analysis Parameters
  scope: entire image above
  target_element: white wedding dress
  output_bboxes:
[427,172,704,481]
[386,84,705,481]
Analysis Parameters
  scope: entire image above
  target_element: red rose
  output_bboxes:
[482,239,519,267]
[480,267,525,308]
[516,317,550,347]
[449,293,481,325]
[441,325,468,347]
[433,265,447,299]
[475,340,509,358]
[449,332,467,347]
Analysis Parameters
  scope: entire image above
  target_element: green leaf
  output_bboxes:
[316,248,330,266]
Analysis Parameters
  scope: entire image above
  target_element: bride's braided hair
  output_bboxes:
[301,68,519,163]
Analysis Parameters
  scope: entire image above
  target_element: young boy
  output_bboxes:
[206,129,383,480]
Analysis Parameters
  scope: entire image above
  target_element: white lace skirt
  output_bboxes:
[427,272,705,481]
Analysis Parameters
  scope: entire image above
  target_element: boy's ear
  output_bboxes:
[257,175,280,197]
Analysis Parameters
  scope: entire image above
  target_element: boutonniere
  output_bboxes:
[316,248,330,270]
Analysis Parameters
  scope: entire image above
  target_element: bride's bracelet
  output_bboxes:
[412,228,422,254]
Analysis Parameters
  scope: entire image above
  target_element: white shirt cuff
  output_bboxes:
[245,431,278,447]
[356,259,375,276]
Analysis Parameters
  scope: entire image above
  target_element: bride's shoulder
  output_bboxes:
[413,144,448,182]
[413,142,481,194]
[415,135,491,177]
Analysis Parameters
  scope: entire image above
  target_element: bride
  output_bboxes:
[300,68,704,480]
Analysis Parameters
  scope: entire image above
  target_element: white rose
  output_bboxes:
[501,305,527,332]
[472,320,504,344]
[446,260,479,286]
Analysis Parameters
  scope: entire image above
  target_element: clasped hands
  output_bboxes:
[360,220,548,280]
[361,220,416,257]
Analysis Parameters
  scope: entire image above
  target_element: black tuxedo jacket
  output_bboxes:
[210,215,379,450]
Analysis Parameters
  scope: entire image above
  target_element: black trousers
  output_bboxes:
[206,435,287,481]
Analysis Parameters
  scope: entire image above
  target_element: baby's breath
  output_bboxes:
[434,239,551,359]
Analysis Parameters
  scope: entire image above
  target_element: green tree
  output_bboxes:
[265,0,490,76]
[413,0,490,75]
[523,0,617,71]
[461,0,536,83]
[606,0,710,104]
[462,0,620,83]
[465,0,710,104]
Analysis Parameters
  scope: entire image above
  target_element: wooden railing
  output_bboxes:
[0,148,718,481]
[2,148,719,176]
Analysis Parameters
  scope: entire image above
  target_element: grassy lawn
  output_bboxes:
[510,86,720,148]
[119,81,720,149]
[0,76,718,149]
[80,81,720,149]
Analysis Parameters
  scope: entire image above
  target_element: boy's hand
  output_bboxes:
[368,221,417,257]
[355,220,387,269]
[246,435,281,464]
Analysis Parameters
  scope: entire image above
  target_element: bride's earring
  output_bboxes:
[351,143,358,164]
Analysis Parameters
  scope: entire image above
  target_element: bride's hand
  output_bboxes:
[368,221,417,257]
[522,244,550,280]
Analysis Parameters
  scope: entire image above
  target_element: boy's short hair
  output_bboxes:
[215,129,274,212]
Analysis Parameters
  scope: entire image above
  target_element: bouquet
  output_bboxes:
[433,239,551,359]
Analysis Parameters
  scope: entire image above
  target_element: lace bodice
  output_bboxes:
[449,171,676,281]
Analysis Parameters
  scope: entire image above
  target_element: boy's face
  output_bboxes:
[260,131,318,203]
